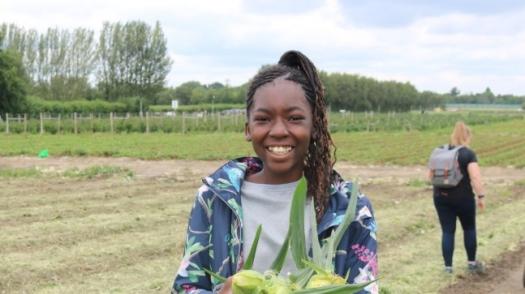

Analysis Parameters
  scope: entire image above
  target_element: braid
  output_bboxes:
[246,50,337,222]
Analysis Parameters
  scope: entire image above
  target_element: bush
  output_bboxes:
[0,50,29,118]
[149,103,244,113]
[25,96,130,114]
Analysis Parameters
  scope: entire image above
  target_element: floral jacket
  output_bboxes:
[172,157,378,293]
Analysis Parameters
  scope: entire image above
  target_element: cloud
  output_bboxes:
[1,0,525,94]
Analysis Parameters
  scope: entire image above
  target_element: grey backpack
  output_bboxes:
[428,145,464,188]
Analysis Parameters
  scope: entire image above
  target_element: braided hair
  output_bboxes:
[246,50,337,221]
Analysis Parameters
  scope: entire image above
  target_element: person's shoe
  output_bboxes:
[444,266,453,274]
[468,260,485,274]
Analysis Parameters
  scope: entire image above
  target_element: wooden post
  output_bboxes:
[110,112,114,133]
[40,113,44,134]
[217,112,221,132]
[57,113,61,133]
[182,112,186,134]
[24,113,27,133]
[90,113,94,132]
[74,112,78,134]
[146,111,150,133]
[5,113,9,134]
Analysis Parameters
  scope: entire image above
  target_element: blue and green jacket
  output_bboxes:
[172,157,378,293]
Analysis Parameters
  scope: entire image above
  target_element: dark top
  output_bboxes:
[434,146,478,200]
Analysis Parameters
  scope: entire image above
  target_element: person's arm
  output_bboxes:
[467,162,486,210]
[172,186,216,294]
[344,196,378,294]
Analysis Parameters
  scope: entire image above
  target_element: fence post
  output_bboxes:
[5,113,9,134]
[182,112,186,134]
[57,113,61,133]
[110,112,114,133]
[74,112,78,134]
[217,112,221,132]
[146,111,150,133]
[40,113,44,134]
[24,113,27,133]
[90,113,94,132]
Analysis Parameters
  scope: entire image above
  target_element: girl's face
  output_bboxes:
[245,78,313,184]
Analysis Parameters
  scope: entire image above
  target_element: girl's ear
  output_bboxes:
[244,123,252,141]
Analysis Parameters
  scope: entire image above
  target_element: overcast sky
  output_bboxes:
[2,0,524,95]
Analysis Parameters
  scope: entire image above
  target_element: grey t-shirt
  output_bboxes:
[241,180,312,276]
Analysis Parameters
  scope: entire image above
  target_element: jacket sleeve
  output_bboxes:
[172,185,216,294]
[345,195,378,294]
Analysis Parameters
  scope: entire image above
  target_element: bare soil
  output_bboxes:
[440,241,525,294]
[2,156,525,293]
[2,155,525,185]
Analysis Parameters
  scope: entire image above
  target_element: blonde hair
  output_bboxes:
[450,121,472,146]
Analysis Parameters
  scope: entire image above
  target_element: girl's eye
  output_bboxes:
[289,116,305,121]
[254,117,269,122]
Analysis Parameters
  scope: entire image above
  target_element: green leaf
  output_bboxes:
[309,203,323,266]
[289,177,308,269]
[270,231,290,273]
[203,268,227,283]
[292,280,374,294]
[288,267,314,289]
[322,237,335,269]
[302,259,329,275]
[243,224,262,270]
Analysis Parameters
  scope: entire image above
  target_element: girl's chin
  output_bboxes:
[263,163,303,181]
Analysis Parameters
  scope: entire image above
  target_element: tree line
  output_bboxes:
[445,87,525,105]
[2,21,525,117]
[1,22,171,105]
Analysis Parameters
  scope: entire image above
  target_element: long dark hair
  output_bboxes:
[246,50,336,221]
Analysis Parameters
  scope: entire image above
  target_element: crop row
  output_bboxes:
[2,111,523,134]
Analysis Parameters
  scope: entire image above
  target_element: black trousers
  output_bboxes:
[433,194,477,266]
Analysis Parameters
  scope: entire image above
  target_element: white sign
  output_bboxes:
[171,99,179,109]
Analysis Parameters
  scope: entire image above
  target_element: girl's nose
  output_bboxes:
[269,119,288,137]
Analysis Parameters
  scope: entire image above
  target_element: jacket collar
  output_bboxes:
[202,157,262,219]
[202,157,353,233]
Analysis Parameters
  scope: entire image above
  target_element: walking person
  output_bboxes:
[172,50,378,293]
[428,121,486,274]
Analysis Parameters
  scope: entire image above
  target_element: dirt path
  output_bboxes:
[2,156,525,293]
[2,156,525,184]
[441,241,525,294]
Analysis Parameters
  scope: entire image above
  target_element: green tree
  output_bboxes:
[419,91,443,110]
[0,49,28,118]
[449,87,460,97]
[0,24,5,45]
[174,81,202,105]
[97,21,172,102]
[482,87,495,103]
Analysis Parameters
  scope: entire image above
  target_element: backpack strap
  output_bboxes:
[447,145,464,151]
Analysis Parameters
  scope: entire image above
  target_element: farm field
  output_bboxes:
[2,118,525,167]
[1,116,525,293]
[1,157,524,293]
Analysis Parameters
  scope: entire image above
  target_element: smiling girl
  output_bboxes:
[172,50,378,294]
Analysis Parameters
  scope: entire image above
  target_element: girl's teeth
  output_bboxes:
[268,146,292,154]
